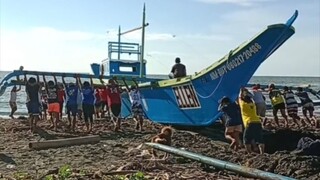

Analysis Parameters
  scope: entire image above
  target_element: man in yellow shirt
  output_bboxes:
[239,88,264,154]
[268,84,288,128]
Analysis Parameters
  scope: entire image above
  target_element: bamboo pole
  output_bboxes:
[29,135,100,150]
[145,143,296,180]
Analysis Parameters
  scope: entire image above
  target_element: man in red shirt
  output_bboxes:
[57,84,66,119]
[106,79,122,131]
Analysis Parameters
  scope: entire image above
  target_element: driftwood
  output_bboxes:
[29,135,100,150]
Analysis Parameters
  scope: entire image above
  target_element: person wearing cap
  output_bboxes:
[296,87,318,128]
[218,96,243,150]
[169,57,186,79]
[9,85,21,119]
[238,87,264,154]
[268,83,288,128]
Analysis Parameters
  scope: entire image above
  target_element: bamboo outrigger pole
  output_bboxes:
[145,143,296,180]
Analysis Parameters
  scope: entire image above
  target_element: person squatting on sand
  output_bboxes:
[124,80,145,131]
[218,96,242,150]
[151,126,173,159]
[9,85,21,119]
[268,84,289,128]
[79,77,95,133]
[43,75,61,131]
[239,87,265,154]
[296,87,319,128]
[250,84,267,127]
[283,86,302,127]
[105,78,122,131]
[62,76,80,132]
[24,74,41,132]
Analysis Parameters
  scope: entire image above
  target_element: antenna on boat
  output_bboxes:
[118,26,121,60]
[140,3,146,78]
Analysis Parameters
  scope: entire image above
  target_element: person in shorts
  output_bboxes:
[218,96,242,150]
[106,79,122,131]
[40,86,48,120]
[43,75,60,131]
[79,77,95,133]
[239,87,264,154]
[94,88,102,119]
[9,85,21,119]
[296,87,318,128]
[269,84,289,128]
[283,86,301,127]
[250,84,267,126]
[24,74,41,132]
[62,76,79,132]
[124,80,145,131]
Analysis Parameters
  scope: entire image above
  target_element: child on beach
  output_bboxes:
[296,87,318,128]
[268,84,289,128]
[40,86,48,121]
[239,88,265,154]
[283,86,301,127]
[218,96,242,150]
[9,85,21,119]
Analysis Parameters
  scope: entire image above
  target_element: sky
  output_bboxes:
[0,0,319,77]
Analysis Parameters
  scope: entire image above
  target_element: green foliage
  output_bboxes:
[132,171,144,180]
[114,171,145,180]
[44,174,54,180]
[58,164,72,179]
[13,172,29,180]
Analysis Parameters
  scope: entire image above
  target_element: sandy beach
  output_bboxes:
[0,110,320,180]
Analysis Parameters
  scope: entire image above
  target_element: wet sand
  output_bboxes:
[0,111,320,180]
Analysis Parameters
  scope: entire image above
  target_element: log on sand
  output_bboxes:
[29,135,100,150]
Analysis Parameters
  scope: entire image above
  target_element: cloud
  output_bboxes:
[195,0,274,7]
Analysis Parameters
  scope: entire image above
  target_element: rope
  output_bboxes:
[192,51,232,99]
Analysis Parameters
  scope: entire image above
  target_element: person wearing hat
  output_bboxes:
[169,57,186,79]
[218,96,243,150]
[238,87,264,154]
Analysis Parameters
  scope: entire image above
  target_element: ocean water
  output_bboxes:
[0,71,319,117]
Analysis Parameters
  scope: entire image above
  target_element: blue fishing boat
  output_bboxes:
[120,10,300,126]
[0,9,306,126]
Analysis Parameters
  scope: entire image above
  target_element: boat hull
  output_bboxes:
[121,12,298,126]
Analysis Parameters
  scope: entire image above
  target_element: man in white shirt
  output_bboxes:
[9,85,21,119]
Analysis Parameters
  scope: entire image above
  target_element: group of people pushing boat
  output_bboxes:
[218,84,319,154]
[8,73,145,134]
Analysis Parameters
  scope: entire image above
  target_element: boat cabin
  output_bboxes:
[91,41,146,77]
